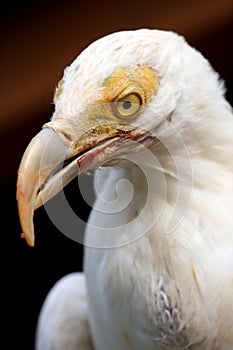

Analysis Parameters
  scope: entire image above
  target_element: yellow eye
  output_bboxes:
[115,93,142,118]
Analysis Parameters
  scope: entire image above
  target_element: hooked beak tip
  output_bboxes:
[16,128,69,246]
[17,177,35,246]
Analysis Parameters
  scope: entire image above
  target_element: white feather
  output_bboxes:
[37,29,233,349]
[36,273,93,350]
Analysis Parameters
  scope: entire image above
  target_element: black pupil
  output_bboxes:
[122,101,132,109]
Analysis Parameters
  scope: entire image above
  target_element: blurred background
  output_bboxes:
[1,0,233,348]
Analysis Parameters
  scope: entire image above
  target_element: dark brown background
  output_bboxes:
[2,0,233,348]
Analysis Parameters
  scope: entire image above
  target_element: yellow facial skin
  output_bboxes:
[47,66,159,151]
[101,66,159,105]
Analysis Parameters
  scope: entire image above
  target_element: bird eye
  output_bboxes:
[115,93,142,118]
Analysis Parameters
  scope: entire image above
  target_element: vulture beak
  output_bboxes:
[16,119,154,246]
[16,127,75,246]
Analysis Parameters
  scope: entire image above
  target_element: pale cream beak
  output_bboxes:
[16,128,79,246]
[16,120,149,246]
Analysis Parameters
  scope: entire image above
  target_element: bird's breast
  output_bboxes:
[84,241,206,350]
[84,164,233,349]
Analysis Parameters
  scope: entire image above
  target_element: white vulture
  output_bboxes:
[16,29,233,349]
